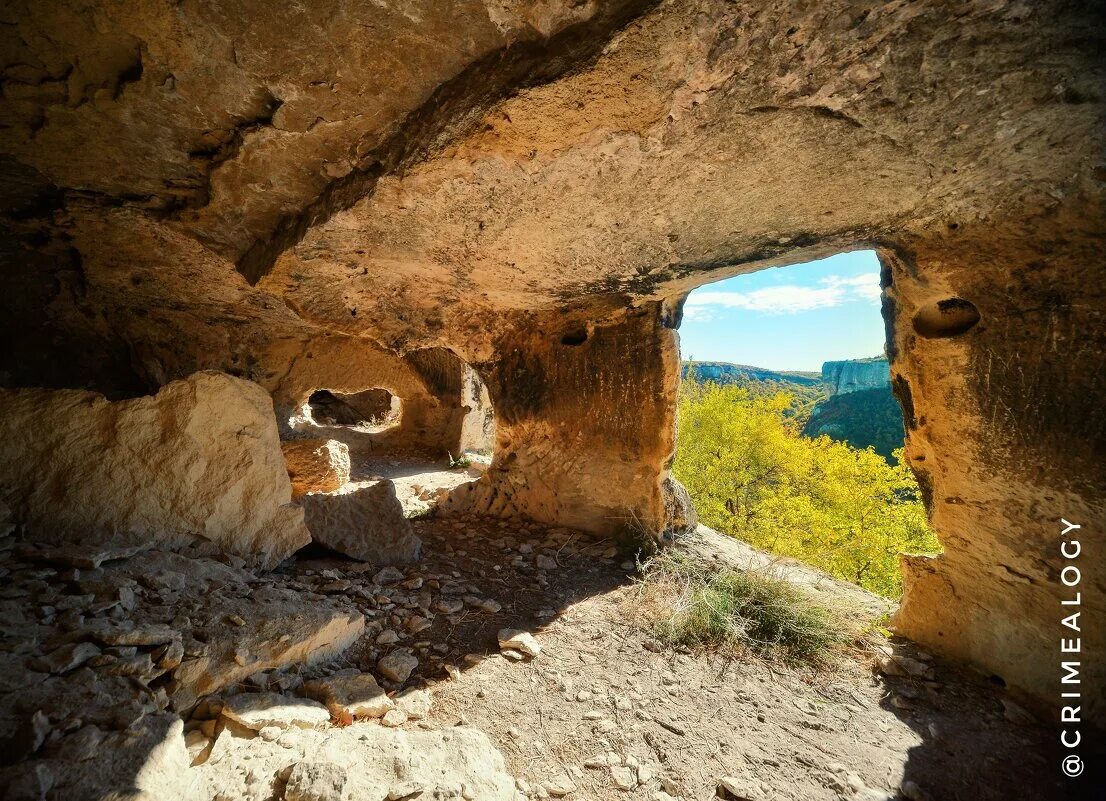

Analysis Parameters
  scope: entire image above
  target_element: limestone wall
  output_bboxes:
[0,372,309,568]
[444,306,681,538]
[882,229,1106,718]
[0,0,1102,715]
[821,359,891,395]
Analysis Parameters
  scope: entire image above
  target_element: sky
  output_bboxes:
[679,250,886,373]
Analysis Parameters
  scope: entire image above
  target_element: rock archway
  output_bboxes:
[1,0,1102,721]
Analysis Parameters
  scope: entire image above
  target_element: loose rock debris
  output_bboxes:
[0,514,1068,800]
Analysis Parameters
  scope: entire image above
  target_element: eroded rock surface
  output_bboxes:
[2,714,205,801]
[197,723,521,801]
[0,541,373,800]
[299,481,421,564]
[0,372,309,568]
[282,438,352,498]
[0,0,1102,727]
[170,598,365,710]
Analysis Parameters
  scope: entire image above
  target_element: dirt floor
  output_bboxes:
[2,507,1081,800]
[284,516,1071,801]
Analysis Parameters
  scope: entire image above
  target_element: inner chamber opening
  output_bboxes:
[674,249,940,600]
[287,350,497,517]
[307,388,402,431]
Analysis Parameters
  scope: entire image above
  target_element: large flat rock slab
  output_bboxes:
[300,480,421,564]
[196,722,521,801]
[171,595,365,709]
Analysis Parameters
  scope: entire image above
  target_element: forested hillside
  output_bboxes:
[802,387,905,462]
[673,379,938,597]
[683,359,905,461]
[681,362,824,428]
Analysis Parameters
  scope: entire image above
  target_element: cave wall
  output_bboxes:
[444,305,681,536]
[882,220,1106,717]
[0,0,1103,714]
[275,340,472,456]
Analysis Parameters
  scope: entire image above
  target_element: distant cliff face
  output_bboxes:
[685,362,821,387]
[821,358,890,395]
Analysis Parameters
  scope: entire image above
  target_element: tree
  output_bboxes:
[673,378,940,597]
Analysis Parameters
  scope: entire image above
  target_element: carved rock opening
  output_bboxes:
[912,298,982,339]
[306,388,402,430]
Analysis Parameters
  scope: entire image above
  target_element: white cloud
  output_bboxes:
[822,272,883,301]
[685,272,881,315]
[682,304,717,322]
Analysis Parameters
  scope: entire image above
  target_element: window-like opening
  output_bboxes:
[288,352,496,519]
[912,297,981,338]
[674,250,940,599]
[307,388,401,432]
[560,327,588,346]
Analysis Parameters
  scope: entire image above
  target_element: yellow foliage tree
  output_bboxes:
[673,379,940,597]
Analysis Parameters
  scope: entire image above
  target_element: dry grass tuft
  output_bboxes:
[629,552,849,666]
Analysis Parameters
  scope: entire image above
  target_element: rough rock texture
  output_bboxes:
[299,481,421,564]
[282,438,352,498]
[0,0,1103,717]
[0,372,309,568]
[821,358,891,395]
[439,309,681,536]
[0,545,378,800]
[301,671,394,720]
[195,723,521,801]
[220,692,330,731]
[171,601,365,709]
[2,714,205,801]
[660,477,698,543]
[883,239,1106,720]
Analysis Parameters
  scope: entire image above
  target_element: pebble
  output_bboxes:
[718,775,760,800]
[611,765,637,790]
[380,708,408,727]
[376,629,400,645]
[373,567,405,585]
[377,651,419,683]
[544,775,576,797]
[497,629,541,658]
[395,688,432,720]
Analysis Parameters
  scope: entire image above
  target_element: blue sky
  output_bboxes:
[679,250,886,372]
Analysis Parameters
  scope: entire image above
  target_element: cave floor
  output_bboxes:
[0,518,1066,800]
[287,519,1066,801]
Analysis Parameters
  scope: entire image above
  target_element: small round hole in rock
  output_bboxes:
[912,298,980,338]
[561,328,588,346]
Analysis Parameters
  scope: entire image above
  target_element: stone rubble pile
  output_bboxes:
[0,507,623,800]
